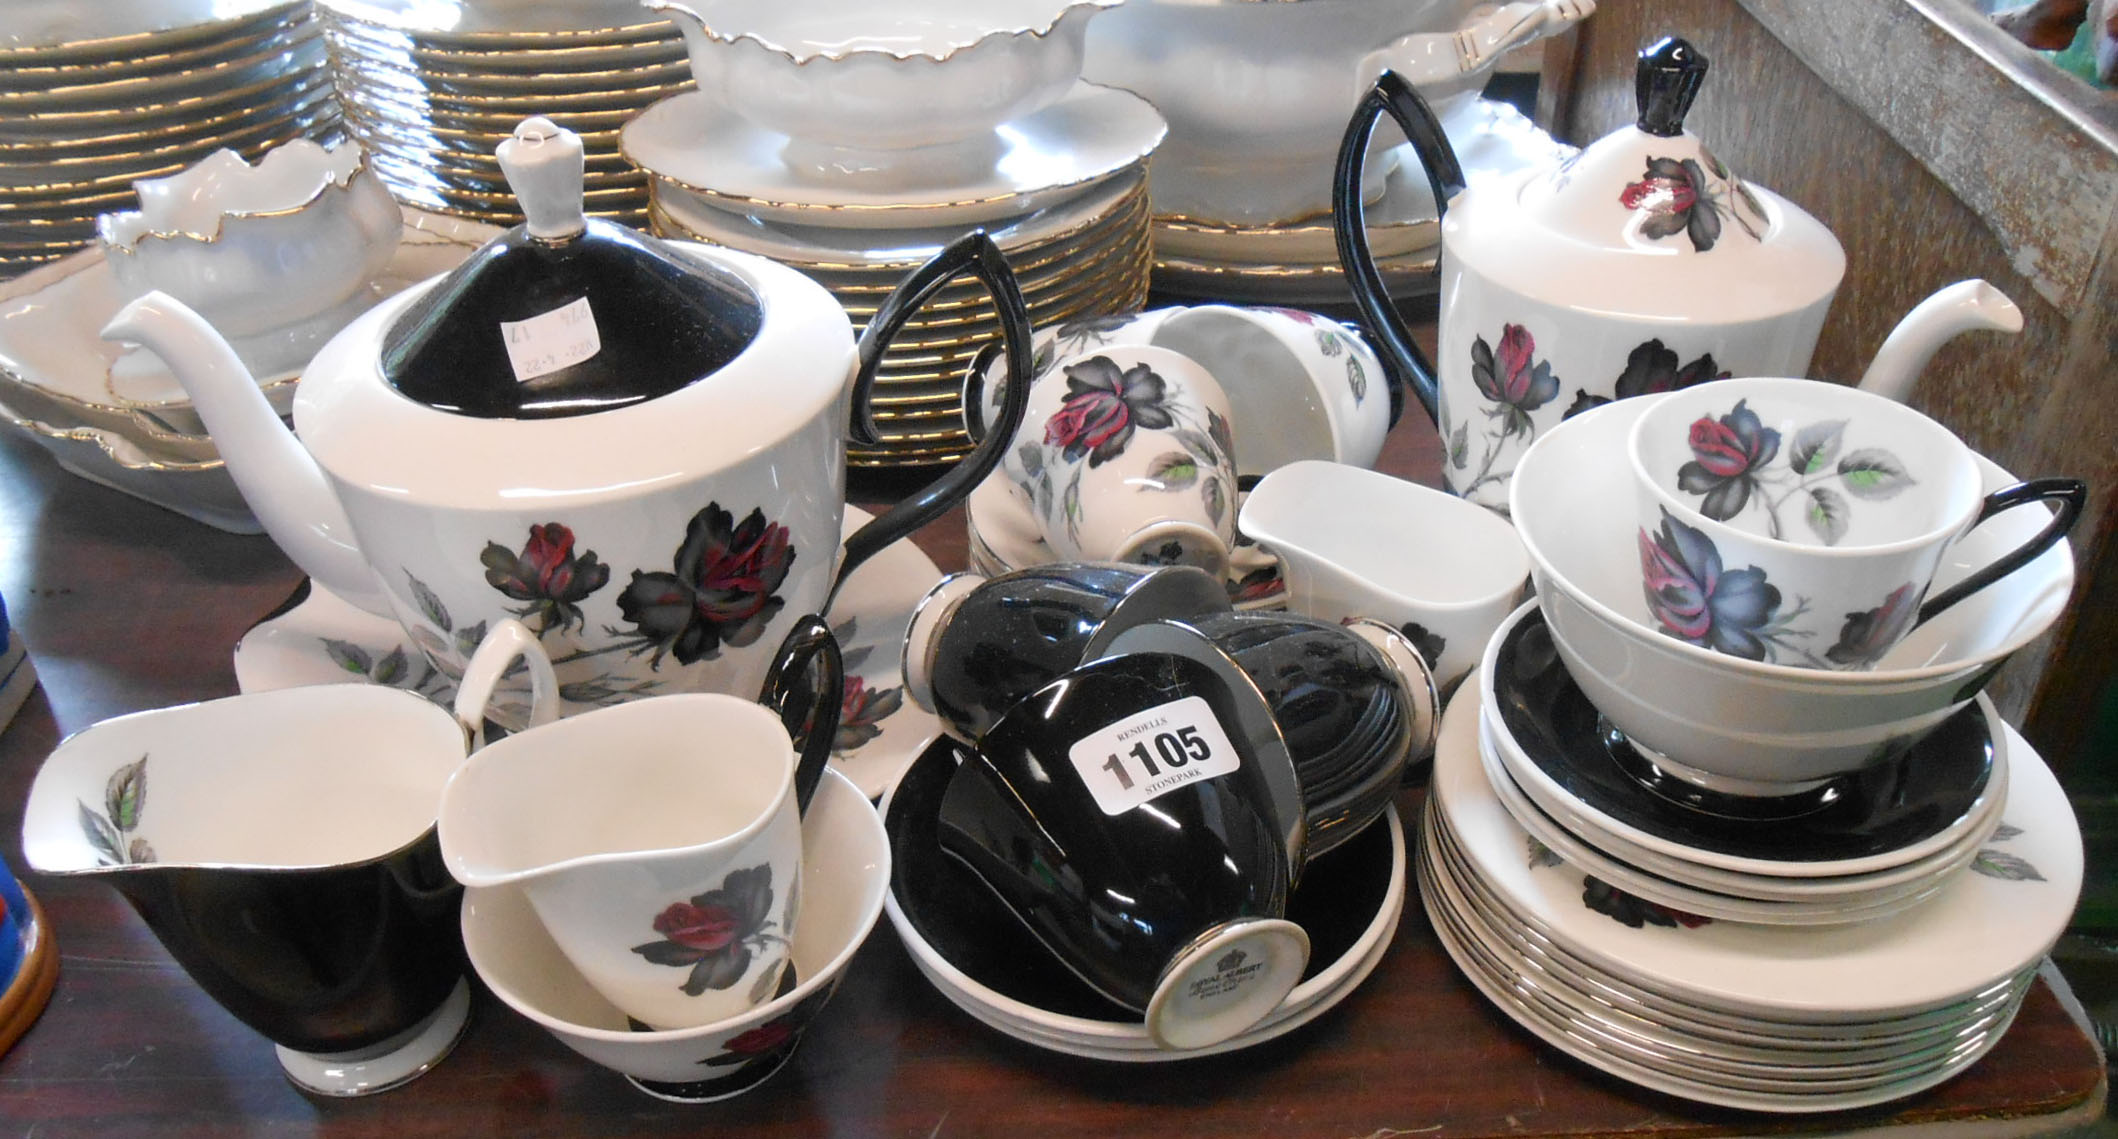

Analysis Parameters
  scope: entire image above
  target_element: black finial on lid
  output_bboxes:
[1635,36,1708,137]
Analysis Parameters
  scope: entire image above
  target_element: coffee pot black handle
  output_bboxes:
[835,231,1035,598]
[1332,70,1467,429]
[757,613,844,816]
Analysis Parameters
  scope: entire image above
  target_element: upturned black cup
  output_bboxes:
[1103,611,1437,858]
[936,651,1310,1050]
[901,562,1231,744]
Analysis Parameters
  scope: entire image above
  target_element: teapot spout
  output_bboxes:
[100,292,393,615]
[1855,279,2023,403]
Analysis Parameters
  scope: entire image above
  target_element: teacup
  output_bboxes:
[974,305,1391,475]
[21,620,556,1096]
[1628,379,2084,669]
[938,651,1309,1049]
[983,344,1241,576]
[902,563,1232,745]
[1239,459,1529,692]
[437,618,842,1031]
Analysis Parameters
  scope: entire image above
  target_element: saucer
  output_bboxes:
[880,736,1403,1058]
[620,81,1166,230]
[1487,608,1994,872]
[234,507,945,799]
[1429,685,2081,1021]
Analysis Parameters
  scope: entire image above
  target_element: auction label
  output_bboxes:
[1068,696,1240,816]
[501,295,601,382]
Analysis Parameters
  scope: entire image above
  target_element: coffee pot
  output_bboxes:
[102,117,1032,724]
[1334,37,2024,512]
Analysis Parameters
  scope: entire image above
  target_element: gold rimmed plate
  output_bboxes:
[0,27,322,111]
[0,64,327,136]
[0,16,313,91]
[0,0,302,65]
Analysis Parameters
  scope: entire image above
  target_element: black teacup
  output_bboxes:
[936,651,1309,1050]
[1103,611,1438,858]
[901,562,1231,744]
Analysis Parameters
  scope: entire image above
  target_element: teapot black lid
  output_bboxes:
[380,118,763,420]
[1635,36,1708,137]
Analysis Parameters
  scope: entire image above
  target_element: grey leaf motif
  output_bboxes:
[1015,442,1044,480]
[1202,478,1227,527]
[1033,471,1054,517]
[454,620,490,659]
[322,638,375,675]
[840,643,875,673]
[1346,354,1368,404]
[1971,849,2045,882]
[1315,329,1344,357]
[406,572,452,632]
[105,755,147,831]
[1805,486,1850,546]
[1789,420,1846,476]
[128,838,155,863]
[1838,449,1916,500]
[1145,451,1200,490]
[1061,478,1084,548]
[370,645,414,687]
[1170,427,1221,468]
[1527,835,1563,869]
[747,962,781,1006]
[1449,420,1470,470]
[78,801,125,866]
[1991,823,2024,841]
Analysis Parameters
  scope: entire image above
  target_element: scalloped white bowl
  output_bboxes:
[645,0,1120,158]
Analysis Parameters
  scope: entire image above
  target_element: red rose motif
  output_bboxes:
[1675,399,1782,521]
[722,1020,797,1056]
[652,901,740,953]
[480,521,610,634]
[617,503,797,667]
[1468,323,1560,439]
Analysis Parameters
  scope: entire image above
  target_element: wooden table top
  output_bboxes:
[0,411,2103,1137]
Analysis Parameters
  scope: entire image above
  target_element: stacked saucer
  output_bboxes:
[1422,607,2082,1111]
[625,82,1161,467]
[881,739,1404,1061]
[1152,102,1570,305]
[0,0,337,276]
[316,0,690,226]
[1478,607,2011,927]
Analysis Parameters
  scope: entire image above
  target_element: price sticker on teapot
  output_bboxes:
[1068,696,1241,816]
[501,296,601,382]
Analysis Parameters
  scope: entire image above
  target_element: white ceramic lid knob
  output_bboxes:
[497,117,586,241]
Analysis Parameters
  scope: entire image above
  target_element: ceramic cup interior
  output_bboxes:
[437,693,804,1032]
[1630,377,1981,550]
[460,765,889,1102]
[940,651,1309,1048]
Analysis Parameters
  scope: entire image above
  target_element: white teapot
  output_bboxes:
[101,118,1032,724]
[1333,37,2023,512]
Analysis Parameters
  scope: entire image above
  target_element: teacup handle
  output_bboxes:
[451,617,560,751]
[835,231,1034,601]
[1331,70,1466,430]
[757,613,843,816]
[1917,477,2087,624]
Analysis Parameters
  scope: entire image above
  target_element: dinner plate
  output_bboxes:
[233,507,944,799]
[880,736,1403,1057]
[1430,687,2081,1021]
[1487,608,1997,873]
[621,82,1165,230]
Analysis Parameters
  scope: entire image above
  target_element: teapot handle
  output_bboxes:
[1332,70,1466,429]
[835,231,1034,597]
[757,613,843,817]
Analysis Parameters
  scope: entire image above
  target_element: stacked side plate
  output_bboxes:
[0,0,338,277]
[1421,618,2083,1112]
[316,0,691,227]
[626,82,1163,468]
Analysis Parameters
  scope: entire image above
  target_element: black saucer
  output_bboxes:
[1487,612,1993,864]
[883,737,1396,1024]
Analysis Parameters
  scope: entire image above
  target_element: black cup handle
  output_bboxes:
[757,613,843,817]
[1917,477,2087,624]
[957,339,1008,446]
[836,231,1035,601]
[1332,70,1466,430]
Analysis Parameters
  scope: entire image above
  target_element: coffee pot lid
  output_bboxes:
[379,117,765,419]
[1493,37,1844,313]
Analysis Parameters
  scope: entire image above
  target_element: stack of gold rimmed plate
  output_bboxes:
[625,82,1164,467]
[315,0,691,227]
[0,1,337,278]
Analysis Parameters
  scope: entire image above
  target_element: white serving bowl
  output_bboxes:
[98,139,403,364]
[460,766,889,1102]
[1508,395,2074,793]
[645,0,1118,162]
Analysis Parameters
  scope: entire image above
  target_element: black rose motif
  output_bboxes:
[616,503,795,667]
